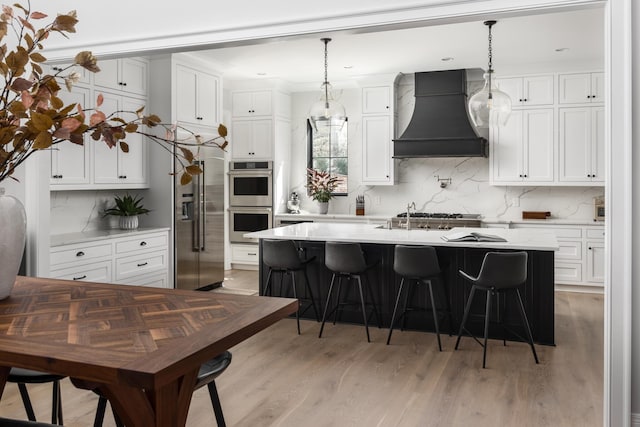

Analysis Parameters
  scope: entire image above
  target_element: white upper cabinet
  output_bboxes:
[50,86,91,188]
[491,109,554,184]
[362,86,391,114]
[558,72,604,104]
[44,62,91,85]
[360,83,395,186]
[93,93,148,187]
[175,64,220,127]
[232,91,273,117]
[558,106,605,184]
[93,58,148,97]
[494,75,554,107]
[231,119,273,160]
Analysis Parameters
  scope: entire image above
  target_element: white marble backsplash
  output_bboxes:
[289,73,604,221]
[50,190,152,234]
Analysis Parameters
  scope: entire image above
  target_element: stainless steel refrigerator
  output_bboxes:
[175,155,225,290]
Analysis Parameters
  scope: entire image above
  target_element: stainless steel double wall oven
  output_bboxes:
[228,161,273,243]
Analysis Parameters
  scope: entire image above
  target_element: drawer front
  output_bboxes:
[555,262,582,283]
[555,240,582,261]
[50,261,112,283]
[586,228,605,240]
[50,243,112,267]
[116,273,170,288]
[231,245,259,264]
[115,233,168,254]
[512,224,582,238]
[115,249,168,281]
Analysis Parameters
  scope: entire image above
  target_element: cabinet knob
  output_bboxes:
[592,95,596,99]
[140,241,147,246]
[73,275,87,281]
[386,106,389,109]
[76,251,85,257]
[587,174,592,178]
[587,95,591,99]
[118,175,127,179]
[523,98,528,102]
[519,174,523,178]
[123,82,127,86]
[52,66,62,71]
[592,174,596,178]
[588,247,592,250]
[519,99,523,102]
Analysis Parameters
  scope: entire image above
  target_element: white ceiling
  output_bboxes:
[186,7,604,91]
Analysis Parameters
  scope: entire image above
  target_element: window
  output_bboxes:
[307,119,348,195]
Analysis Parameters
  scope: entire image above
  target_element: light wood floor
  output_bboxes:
[0,271,603,427]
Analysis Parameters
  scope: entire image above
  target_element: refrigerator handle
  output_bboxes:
[193,163,201,252]
[199,160,206,251]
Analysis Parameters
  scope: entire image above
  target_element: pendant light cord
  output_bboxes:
[485,21,496,100]
[322,38,330,109]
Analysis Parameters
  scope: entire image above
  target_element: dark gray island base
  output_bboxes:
[257,239,555,346]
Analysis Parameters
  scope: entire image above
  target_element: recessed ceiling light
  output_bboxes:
[441,57,454,62]
[343,65,353,69]
[257,72,267,76]
[555,48,569,52]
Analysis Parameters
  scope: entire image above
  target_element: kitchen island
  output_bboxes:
[247,223,558,345]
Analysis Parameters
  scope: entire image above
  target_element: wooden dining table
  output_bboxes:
[0,276,298,426]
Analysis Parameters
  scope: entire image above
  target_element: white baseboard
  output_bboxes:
[631,413,640,426]
[555,284,604,294]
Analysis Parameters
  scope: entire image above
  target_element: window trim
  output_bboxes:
[306,118,348,197]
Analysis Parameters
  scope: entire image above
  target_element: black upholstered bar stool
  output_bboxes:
[0,417,60,427]
[7,368,64,425]
[455,251,539,368]
[319,242,381,342]
[262,239,320,334]
[387,245,453,350]
[93,351,232,427]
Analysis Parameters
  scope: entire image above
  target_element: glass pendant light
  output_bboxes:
[468,20,512,128]
[308,38,346,131]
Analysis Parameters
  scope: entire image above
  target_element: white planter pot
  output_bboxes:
[119,215,139,230]
[318,202,329,214]
[0,188,26,299]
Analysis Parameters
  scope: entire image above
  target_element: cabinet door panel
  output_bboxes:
[591,106,605,182]
[121,59,148,96]
[591,73,605,102]
[524,109,554,182]
[197,72,219,126]
[251,119,273,159]
[252,91,272,116]
[231,121,254,158]
[362,86,391,114]
[494,77,523,106]
[93,59,119,91]
[362,115,392,184]
[586,242,605,283]
[524,75,554,105]
[491,110,523,182]
[118,97,147,185]
[93,92,121,183]
[559,73,591,104]
[559,107,591,182]
[232,92,253,117]
[51,86,91,185]
[176,65,198,124]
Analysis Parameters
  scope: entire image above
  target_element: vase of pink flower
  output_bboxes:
[306,168,339,214]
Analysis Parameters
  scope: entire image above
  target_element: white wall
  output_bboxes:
[289,76,603,220]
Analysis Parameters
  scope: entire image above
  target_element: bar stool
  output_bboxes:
[93,351,232,427]
[455,251,539,368]
[262,239,320,334]
[7,368,64,425]
[319,242,381,342]
[0,417,60,427]
[387,245,453,350]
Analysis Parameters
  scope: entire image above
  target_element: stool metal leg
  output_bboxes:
[482,290,493,369]
[303,269,321,322]
[515,289,539,364]
[319,273,337,338]
[289,271,300,335]
[455,286,477,350]
[17,383,37,421]
[207,381,226,427]
[333,276,344,325]
[53,380,63,425]
[386,278,406,345]
[93,396,107,427]
[264,268,273,296]
[427,280,442,351]
[439,276,455,335]
[364,274,382,328]
[356,275,371,342]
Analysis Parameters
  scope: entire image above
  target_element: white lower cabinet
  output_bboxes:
[50,230,169,288]
[508,223,604,289]
[231,244,259,266]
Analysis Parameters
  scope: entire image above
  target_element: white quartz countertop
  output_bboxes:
[275,213,389,222]
[51,227,170,247]
[246,223,558,251]
[482,217,604,226]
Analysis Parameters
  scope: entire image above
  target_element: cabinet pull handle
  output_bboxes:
[137,262,148,267]
[519,99,523,102]
[140,241,147,246]
[76,251,85,257]
[248,253,257,256]
[118,175,127,179]
[122,82,127,86]
[73,275,87,281]
[523,98,528,102]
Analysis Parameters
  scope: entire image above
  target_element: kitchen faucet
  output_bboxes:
[405,202,416,229]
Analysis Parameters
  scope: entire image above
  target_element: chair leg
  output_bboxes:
[439,275,455,336]
[207,381,227,427]
[427,280,442,351]
[515,289,540,364]
[333,276,344,325]
[303,269,321,322]
[387,278,406,345]
[93,396,108,427]
[400,279,414,331]
[17,383,37,421]
[455,286,477,350]
[290,271,300,335]
[319,273,337,338]
[356,275,371,342]
[364,274,382,328]
[264,268,273,296]
[52,380,63,425]
[482,290,493,369]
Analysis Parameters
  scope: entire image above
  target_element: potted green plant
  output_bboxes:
[103,194,150,230]
[306,168,340,214]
